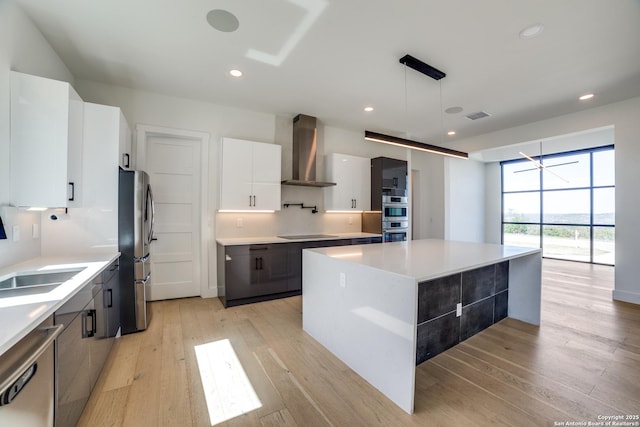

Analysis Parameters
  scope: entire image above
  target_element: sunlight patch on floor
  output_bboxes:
[194,339,262,426]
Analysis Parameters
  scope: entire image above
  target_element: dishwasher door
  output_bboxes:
[0,316,62,427]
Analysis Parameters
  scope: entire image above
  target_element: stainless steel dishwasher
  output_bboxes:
[0,316,63,426]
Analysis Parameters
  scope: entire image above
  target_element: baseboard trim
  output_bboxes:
[612,289,640,305]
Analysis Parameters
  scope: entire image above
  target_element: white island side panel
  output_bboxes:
[302,250,418,414]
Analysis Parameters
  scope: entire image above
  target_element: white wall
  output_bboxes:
[484,162,502,245]
[410,151,445,239]
[0,1,73,268]
[444,157,485,242]
[456,96,640,305]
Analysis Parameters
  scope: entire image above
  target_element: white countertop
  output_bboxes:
[216,232,381,246]
[0,253,120,356]
[306,239,541,282]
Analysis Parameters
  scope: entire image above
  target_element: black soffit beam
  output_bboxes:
[364,131,468,159]
[399,54,446,80]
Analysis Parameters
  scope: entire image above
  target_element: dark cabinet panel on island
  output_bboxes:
[416,311,459,365]
[416,260,510,365]
[417,274,460,324]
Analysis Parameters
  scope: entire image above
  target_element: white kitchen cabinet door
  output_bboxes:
[220,138,281,211]
[10,71,83,208]
[324,153,371,212]
[251,142,281,210]
[118,110,133,169]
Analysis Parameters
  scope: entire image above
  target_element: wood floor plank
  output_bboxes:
[178,298,215,427]
[260,409,298,427]
[80,259,640,427]
[158,300,193,426]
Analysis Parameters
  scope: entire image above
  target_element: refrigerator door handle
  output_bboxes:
[135,253,150,263]
[146,184,156,244]
[135,273,150,331]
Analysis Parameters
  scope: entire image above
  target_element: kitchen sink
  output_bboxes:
[278,234,338,240]
[0,268,86,298]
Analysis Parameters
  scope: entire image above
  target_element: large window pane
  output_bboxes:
[503,224,540,249]
[501,145,614,265]
[542,190,590,224]
[593,187,615,225]
[503,160,540,192]
[542,225,590,262]
[542,153,590,190]
[503,192,539,222]
[593,149,615,187]
[593,226,615,265]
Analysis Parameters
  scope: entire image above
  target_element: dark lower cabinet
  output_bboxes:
[218,237,382,307]
[54,258,119,427]
[416,261,509,365]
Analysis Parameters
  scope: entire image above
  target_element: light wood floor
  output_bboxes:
[78,259,640,426]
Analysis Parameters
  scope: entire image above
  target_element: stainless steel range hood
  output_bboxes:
[281,114,336,187]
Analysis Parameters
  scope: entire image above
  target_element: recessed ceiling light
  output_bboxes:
[447,131,456,136]
[364,106,374,112]
[445,106,463,114]
[579,93,594,101]
[206,9,239,32]
[229,69,243,77]
[519,23,544,39]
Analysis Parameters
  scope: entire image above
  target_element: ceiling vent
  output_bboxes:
[465,111,491,120]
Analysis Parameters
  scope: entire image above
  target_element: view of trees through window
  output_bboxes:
[501,145,614,265]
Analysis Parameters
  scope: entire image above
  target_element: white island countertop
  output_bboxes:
[0,253,120,356]
[307,239,540,282]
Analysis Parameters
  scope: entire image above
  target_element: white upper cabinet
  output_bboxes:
[10,71,84,207]
[82,102,131,198]
[220,137,281,211]
[324,153,371,212]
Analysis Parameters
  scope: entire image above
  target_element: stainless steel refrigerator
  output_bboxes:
[118,168,155,334]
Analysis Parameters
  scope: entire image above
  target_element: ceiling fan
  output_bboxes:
[515,142,575,183]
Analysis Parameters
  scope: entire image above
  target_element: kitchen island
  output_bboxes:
[302,239,541,414]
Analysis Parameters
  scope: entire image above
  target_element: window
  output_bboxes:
[501,146,614,265]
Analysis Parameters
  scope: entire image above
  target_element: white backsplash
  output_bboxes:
[216,186,362,238]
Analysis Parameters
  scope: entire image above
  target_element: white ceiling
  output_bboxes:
[15,0,640,153]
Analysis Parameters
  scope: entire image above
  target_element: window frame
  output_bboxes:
[501,145,614,265]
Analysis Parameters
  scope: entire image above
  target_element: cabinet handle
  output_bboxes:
[106,288,113,308]
[249,195,252,207]
[82,309,96,338]
[259,257,263,270]
[252,195,256,207]
[123,153,130,168]
[255,257,259,270]
[393,177,398,187]
[68,182,75,201]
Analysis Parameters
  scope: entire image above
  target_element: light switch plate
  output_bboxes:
[339,272,346,288]
[12,225,20,242]
[236,218,243,228]
[456,303,462,317]
[32,223,39,239]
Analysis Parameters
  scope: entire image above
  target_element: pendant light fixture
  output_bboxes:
[364,54,468,160]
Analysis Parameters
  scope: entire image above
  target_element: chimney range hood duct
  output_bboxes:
[281,114,336,187]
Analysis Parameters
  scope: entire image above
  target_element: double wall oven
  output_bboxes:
[382,196,408,242]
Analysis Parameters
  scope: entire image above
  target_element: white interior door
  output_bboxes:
[144,134,201,300]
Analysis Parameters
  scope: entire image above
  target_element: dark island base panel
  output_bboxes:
[220,290,302,308]
[416,261,509,365]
